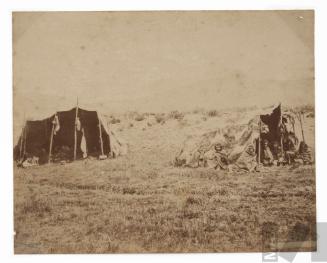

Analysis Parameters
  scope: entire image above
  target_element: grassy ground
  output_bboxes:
[14,108,316,253]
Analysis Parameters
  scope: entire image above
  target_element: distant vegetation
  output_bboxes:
[106,104,315,130]
[134,114,146,122]
[168,110,184,120]
[155,114,166,124]
[293,104,315,114]
[109,117,121,124]
[206,110,221,117]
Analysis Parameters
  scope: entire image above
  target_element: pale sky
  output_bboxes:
[13,11,314,123]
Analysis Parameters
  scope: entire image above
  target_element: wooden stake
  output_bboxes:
[73,98,79,161]
[48,115,56,164]
[98,114,104,156]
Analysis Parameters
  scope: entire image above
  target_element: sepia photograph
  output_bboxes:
[13,11,316,253]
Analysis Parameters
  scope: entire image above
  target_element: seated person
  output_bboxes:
[284,133,297,165]
[232,144,257,172]
[262,139,274,166]
[276,146,285,166]
[204,143,228,170]
[271,141,279,159]
[271,141,285,166]
[297,141,313,165]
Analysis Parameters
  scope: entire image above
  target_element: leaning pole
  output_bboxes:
[258,119,261,165]
[73,97,79,161]
[48,114,56,164]
[98,113,104,157]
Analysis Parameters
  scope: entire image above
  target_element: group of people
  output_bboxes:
[197,134,312,172]
[261,136,312,167]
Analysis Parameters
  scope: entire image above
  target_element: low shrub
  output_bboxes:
[168,110,184,120]
[206,110,220,117]
[155,114,166,124]
[135,114,146,122]
[110,118,121,124]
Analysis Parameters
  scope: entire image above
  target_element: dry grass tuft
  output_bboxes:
[168,110,184,120]
[206,109,221,117]
[21,198,52,216]
[155,114,166,124]
[134,114,146,122]
[109,117,121,124]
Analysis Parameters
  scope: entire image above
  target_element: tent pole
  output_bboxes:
[292,116,296,134]
[73,97,79,161]
[48,115,55,164]
[258,119,261,165]
[280,135,284,156]
[19,113,26,162]
[299,112,305,143]
[280,104,284,156]
[19,125,24,161]
[106,119,111,157]
[23,123,27,160]
[98,115,104,156]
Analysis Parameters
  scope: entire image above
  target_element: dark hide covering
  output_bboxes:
[260,104,282,143]
[14,108,111,164]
